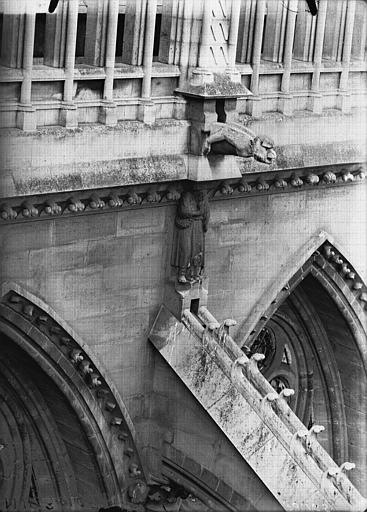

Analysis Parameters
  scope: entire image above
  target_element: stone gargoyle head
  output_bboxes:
[251,136,277,165]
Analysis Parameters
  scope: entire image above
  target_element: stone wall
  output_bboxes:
[1,178,365,505]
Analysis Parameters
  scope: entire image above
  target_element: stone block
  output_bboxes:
[54,213,117,245]
[138,100,156,125]
[182,456,202,478]
[200,467,219,490]
[187,154,242,181]
[16,107,37,131]
[0,221,54,253]
[98,103,118,126]
[216,480,233,502]
[59,104,78,128]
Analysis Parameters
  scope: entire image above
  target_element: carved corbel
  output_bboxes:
[256,179,269,191]
[126,190,142,205]
[89,193,105,209]
[146,190,161,203]
[305,173,319,185]
[21,200,39,217]
[108,193,123,208]
[237,179,251,193]
[44,200,62,215]
[68,197,85,212]
[274,178,287,189]
[0,203,17,220]
[290,175,303,187]
[166,188,181,201]
[322,171,337,184]
[219,182,234,195]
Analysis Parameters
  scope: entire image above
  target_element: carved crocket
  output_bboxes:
[203,122,276,164]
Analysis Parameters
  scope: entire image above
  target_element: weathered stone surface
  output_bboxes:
[0,111,365,198]
[149,306,366,511]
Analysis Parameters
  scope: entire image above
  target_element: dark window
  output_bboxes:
[216,99,226,123]
[75,12,87,57]
[0,14,3,56]
[153,13,162,58]
[190,299,200,316]
[261,14,267,55]
[34,13,46,59]
[115,13,125,56]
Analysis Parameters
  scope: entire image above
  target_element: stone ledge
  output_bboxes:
[0,164,365,224]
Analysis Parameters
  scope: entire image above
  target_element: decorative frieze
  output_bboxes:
[322,243,367,310]
[0,164,365,224]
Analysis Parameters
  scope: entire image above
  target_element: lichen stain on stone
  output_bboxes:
[14,173,83,195]
[11,155,187,195]
[3,119,188,139]
[184,73,250,97]
[217,387,237,428]
[279,457,299,489]
[192,347,211,391]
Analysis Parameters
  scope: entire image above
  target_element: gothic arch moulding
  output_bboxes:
[0,284,150,511]
[236,233,367,365]
[236,238,367,495]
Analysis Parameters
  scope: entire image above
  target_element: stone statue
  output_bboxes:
[171,188,210,284]
[203,122,276,164]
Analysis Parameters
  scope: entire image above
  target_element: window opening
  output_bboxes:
[261,14,267,55]
[190,299,200,316]
[0,13,3,57]
[76,12,87,57]
[153,13,162,59]
[34,13,46,59]
[216,99,226,123]
[115,13,125,56]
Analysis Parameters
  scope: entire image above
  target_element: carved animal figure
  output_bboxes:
[203,122,276,165]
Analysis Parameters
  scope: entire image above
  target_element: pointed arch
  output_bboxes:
[0,284,149,511]
[236,233,367,365]
[235,238,367,495]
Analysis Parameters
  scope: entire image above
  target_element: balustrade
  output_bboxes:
[0,0,365,129]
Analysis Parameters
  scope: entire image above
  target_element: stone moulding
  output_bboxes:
[0,164,365,224]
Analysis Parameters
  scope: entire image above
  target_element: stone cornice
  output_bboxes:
[0,163,365,224]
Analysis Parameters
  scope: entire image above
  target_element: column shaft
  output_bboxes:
[281,0,298,93]
[250,0,266,94]
[198,0,212,68]
[342,0,356,64]
[20,9,36,104]
[64,0,78,104]
[339,0,356,93]
[179,0,193,88]
[104,0,119,100]
[141,0,157,98]
[227,0,241,68]
[311,0,327,91]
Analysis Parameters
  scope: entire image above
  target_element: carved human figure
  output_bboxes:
[171,189,209,284]
[203,122,276,164]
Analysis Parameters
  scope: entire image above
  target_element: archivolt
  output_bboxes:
[237,238,367,370]
[0,285,149,510]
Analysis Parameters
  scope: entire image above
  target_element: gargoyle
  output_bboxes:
[203,122,276,165]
